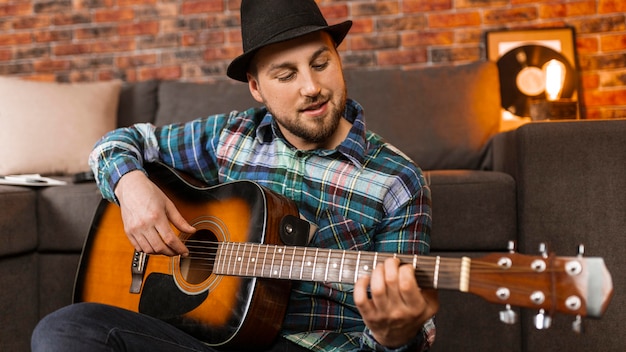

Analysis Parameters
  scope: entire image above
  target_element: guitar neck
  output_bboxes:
[214,242,470,292]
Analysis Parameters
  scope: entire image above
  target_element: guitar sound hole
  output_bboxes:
[180,229,217,285]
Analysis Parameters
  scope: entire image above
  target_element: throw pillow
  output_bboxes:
[0,77,122,175]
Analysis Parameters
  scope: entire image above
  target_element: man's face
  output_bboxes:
[247,31,348,150]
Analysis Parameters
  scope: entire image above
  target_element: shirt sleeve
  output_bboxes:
[88,115,227,203]
[361,317,436,352]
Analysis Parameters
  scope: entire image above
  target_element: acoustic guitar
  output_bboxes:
[74,163,613,350]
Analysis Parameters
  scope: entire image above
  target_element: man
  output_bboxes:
[32,0,438,351]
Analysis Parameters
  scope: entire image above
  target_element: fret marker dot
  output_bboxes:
[237,257,242,262]
[273,270,278,275]
[364,265,369,271]
[251,258,255,262]
[307,261,312,266]
[332,263,338,268]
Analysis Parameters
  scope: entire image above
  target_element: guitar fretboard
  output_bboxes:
[214,242,470,292]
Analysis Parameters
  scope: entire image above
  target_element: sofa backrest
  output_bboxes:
[116,61,501,171]
[344,61,501,170]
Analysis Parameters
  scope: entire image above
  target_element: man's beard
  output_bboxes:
[269,89,347,145]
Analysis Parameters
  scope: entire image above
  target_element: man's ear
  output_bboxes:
[247,74,264,103]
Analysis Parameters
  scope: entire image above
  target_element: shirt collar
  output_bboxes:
[256,99,367,167]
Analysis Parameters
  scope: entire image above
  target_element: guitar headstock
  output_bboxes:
[468,245,613,330]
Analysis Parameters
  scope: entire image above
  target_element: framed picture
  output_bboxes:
[485,27,580,120]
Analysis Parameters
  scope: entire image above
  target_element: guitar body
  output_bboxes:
[74,163,301,349]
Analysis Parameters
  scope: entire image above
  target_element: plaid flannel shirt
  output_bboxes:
[89,99,435,351]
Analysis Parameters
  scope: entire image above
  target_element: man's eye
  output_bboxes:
[277,72,295,82]
[313,61,329,70]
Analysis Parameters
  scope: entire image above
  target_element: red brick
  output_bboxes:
[377,48,428,66]
[599,0,626,14]
[484,7,538,25]
[600,34,626,52]
[576,36,599,54]
[456,0,508,9]
[203,45,240,61]
[402,31,454,47]
[138,65,182,81]
[319,4,348,20]
[94,8,135,23]
[33,59,71,73]
[181,0,223,15]
[74,26,117,40]
[581,72,600,89]
[34,29,73,43]
[12,15,52,29]
[0,32,32,47]
[0,48,12,61]
[182,31,225,47]
[349,18,375,34]
[91,39,135,54]
[0,3,33,16]
[52,12,92,26]
[403,0,451,13]
[115,54,158,68]
[428,12,481,28]
[583,88,626,107]
[118,0,157,6]
[118,21,159,37]
[349,34,399,51]
[351,1,399,17]
[53,43,92,56]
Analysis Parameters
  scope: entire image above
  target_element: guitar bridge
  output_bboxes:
[130,250,149,294]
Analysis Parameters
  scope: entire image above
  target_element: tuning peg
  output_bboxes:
[572,315,583,334]
[577,244,585,258]
[507,240,516,253]
[539,243,549,258]
[499,304,517,325]
[534,309,552,330]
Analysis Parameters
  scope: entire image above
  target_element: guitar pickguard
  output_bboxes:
[139,273,209,320]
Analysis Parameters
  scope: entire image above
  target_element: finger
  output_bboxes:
[154,222,188,256]
[165,200,196,234]
[354,274,375,315]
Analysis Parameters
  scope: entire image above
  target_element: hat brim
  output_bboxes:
[227,20,352,82]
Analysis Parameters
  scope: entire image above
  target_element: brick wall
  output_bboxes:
[1,0,625,118]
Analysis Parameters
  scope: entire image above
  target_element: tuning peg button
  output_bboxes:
[572,315,583,334]
[534,309,552,329]
[499,304,517,325]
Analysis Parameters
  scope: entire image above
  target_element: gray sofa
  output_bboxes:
[1,61,623,351]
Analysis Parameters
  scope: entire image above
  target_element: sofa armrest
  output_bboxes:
[488,119,626,351]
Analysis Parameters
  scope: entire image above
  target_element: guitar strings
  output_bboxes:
[174,239,569,292]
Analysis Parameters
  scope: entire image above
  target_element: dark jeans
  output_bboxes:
[31,302,311,352]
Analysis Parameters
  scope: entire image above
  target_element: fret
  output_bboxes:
[354,251,361,283]
[226,242,234,276]
[311,248,320,280]
[324,250,331,282]
[278,246,286,278]
[373,252,378,272]
[300,247,306,280]
[262,243,269,278]
[339,250,346,282]
[236,242,243,276]
[433,256,441,289]
[270,245,278,277]
[253,243,261,277]
[288,246,296,279]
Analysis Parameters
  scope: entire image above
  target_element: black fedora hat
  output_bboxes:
[226,0,352,82]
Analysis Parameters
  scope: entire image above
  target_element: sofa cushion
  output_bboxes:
[37,182,102,252]
[155,80,260,126]
[0,186,37,256]
[426,170,516,251]
[0,77,122,175]
[344,62,501,170]
[117,80,159,127]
